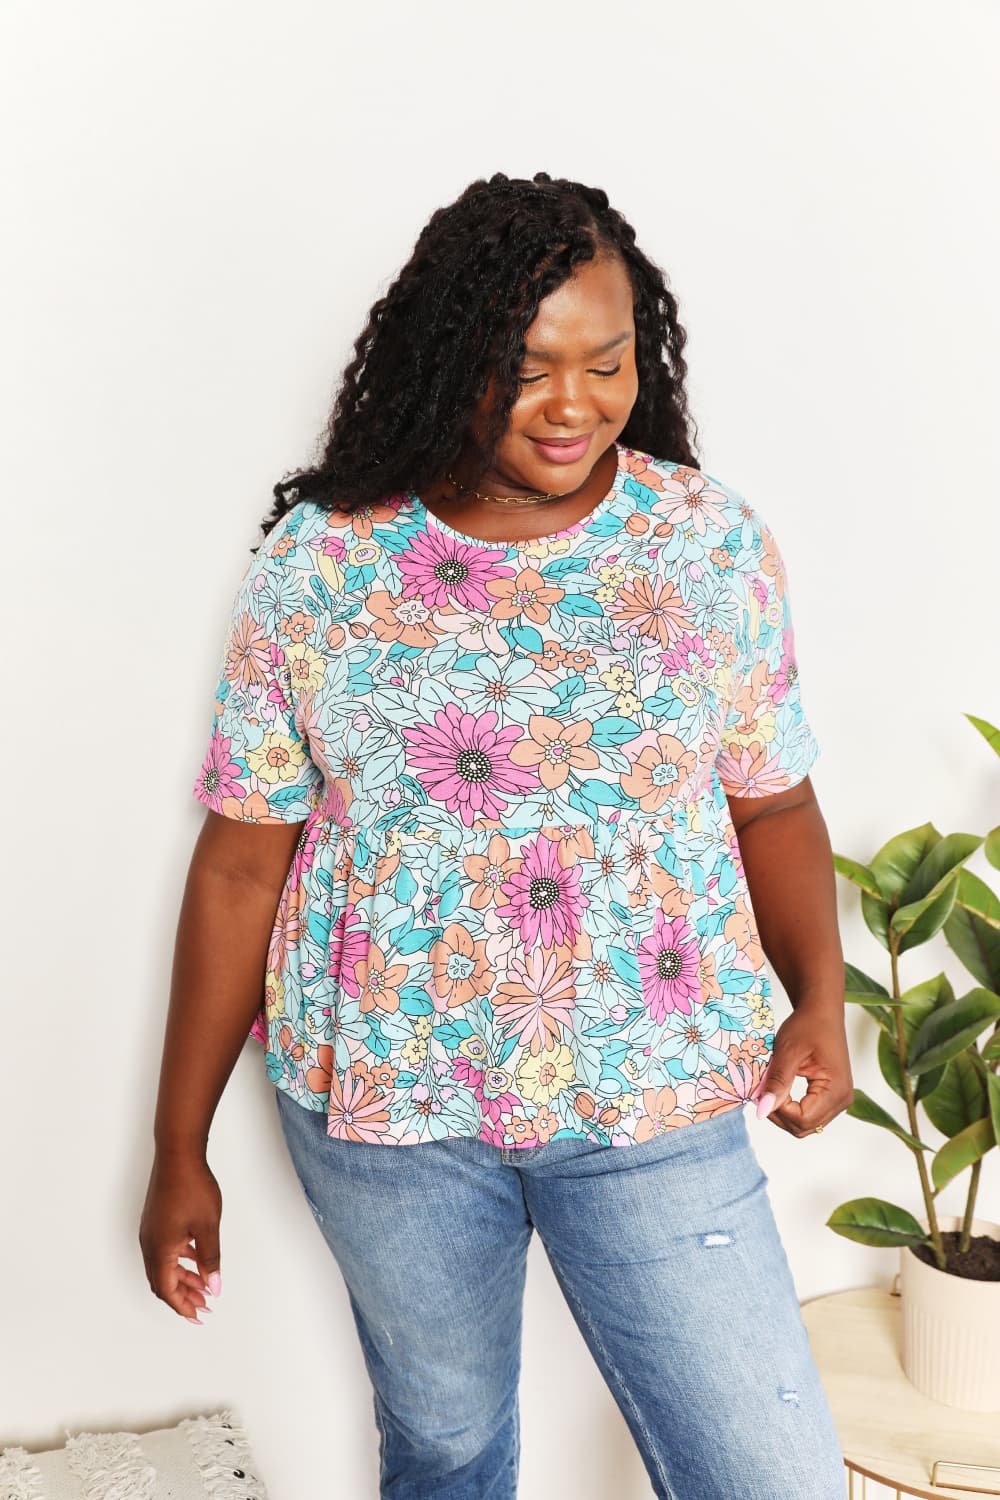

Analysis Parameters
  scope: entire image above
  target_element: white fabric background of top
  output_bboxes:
[2,1,997,1497]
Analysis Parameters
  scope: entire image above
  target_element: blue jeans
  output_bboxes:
[274,1089,846,1500]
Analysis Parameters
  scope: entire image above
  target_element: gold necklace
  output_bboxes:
[445,470,568,507]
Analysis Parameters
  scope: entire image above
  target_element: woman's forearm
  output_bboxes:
[152,858,284,1159]
[734,797,845,1013]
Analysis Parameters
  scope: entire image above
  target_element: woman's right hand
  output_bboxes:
[139,1151,223,1324]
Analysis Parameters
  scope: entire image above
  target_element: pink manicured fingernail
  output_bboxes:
[756,1092,776,1120]
[207,1272,221,1297]
[185,1315,203,1326]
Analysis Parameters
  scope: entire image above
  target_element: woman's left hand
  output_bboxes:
[750,1005,854,1138]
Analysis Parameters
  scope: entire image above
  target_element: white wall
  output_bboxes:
[3,0,998,1494]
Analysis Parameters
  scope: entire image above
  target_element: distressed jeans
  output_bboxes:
[274,1089,846,1500]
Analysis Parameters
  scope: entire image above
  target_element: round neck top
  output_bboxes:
[192,443,820,1149]
[405,448,627,548]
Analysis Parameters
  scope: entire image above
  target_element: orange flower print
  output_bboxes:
[494,950,577,1055]
[430,923,493,1009]
[486,567,564,625]
[280,608,316,644]
[610,575,689,647]
[327,1068,392,1142]
[621,733,697,812]
[620,449,666,490]
[367,590,439,648]
[353,941,408,1015]
[634,1085,690,1139]
[463,833,518,909]
[321,499,403,542]
[716,739,791,797]
[509,714,600,789]
[225,610,274,694]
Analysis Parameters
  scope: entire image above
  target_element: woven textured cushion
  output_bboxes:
[0,1410,268,1499]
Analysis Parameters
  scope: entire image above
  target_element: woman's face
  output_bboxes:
[467,251,639,494]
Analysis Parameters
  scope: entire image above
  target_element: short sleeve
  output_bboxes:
[715,514,820,798]
[191,534,326,824]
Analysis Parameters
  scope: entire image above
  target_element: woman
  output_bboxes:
[141,172,852,1499]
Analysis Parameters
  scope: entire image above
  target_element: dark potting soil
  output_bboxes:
[910,1231,1000,1281]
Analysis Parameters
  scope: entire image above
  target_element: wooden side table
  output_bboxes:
[801,1286,1000,1498]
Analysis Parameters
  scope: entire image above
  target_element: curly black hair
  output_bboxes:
[255,171,701,543]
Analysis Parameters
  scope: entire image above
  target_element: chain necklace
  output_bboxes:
[445,470,580,508]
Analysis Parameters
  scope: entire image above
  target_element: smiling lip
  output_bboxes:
[528,433,592,463]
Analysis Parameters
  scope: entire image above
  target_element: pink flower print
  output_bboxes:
[693,1055,767,1117]
[636,911,702,1022]
[402,704,536,827]
[326,1068,392,1142]
[195,730,246,813]
[495,834,589,949]
[715,739,791,797]
[451,1056,521,1129]
[494,950,577,1055]
[395,528,512,611]
[658,631,714,681]
[769,630,797,705]
[328,903,370,998]
[652,472,730,535]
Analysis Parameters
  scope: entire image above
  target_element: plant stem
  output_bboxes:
[890,937,947,1270]
[960,1159,981,1253]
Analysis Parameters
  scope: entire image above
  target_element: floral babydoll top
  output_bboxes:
[192,443,820,1148]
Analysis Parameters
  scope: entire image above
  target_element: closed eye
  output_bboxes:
[517,363,622,386]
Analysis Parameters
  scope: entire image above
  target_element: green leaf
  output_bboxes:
[954,869,1000,930]
[877,981,949,1102]
[901,973,955,1009]
[988,1071,1000,1152]
[869,822,941,901]
[931,1117,995,1193]
[982,1029,1000,1064]
[833,854,884,901]
[843,962,899,1030]
[909,988,1000,1076]
[861,891,892,950]
[944,892,1000,990]
[901,832,983,906]
[891,876,959,954]
[921,1050,989,1139]
[844,962,890,999]
[985,826,1000,871]
[826,1197,929,1248]
[846,1089,929,1151]
[966,713,1000,758]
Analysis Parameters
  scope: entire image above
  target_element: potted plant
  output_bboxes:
[828,714,1000,1411]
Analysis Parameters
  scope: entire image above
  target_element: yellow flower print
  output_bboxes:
[516,1043,577,1104]
[598,563,626,588]
[623,1057,640,1082]
[764,600,783,630]
[284,642,327,697]
[599,663,635,692]
[264,969,285,1023]
[749,992,773,1030]
[347,540,383,568]
[413,1015,433,1038]
[616,690,643,716]
[516,535,572,562]
[401,1036,428,1065]
[247,730,311,786]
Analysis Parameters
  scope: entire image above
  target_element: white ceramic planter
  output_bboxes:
[899,1214,1000,1411]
